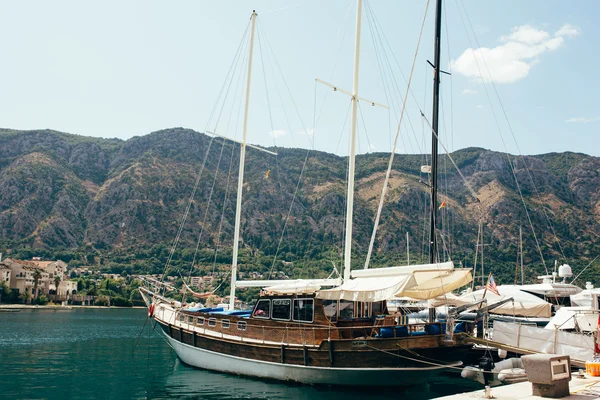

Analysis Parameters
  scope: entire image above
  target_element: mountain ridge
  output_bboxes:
[1,127,598,285]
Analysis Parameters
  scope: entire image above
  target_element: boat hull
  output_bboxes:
[164,331,461,386]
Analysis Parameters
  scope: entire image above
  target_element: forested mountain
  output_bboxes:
[1,127,599,285]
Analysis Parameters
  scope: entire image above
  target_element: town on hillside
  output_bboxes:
[0,256,281,308]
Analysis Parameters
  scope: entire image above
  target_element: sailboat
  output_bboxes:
[141,0,476,386]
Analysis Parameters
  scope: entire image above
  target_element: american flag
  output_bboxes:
[486,275,500,296]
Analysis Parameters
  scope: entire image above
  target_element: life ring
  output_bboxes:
[148,303,155,318]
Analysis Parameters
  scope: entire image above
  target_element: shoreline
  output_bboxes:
[0,304,145,310]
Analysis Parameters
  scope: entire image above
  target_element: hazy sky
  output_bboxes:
[0,0,598,156]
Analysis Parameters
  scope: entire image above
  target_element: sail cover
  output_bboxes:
[316,263,472,302]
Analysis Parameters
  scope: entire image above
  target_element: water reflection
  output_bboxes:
[151,359,480,400]
[0,309,482,400]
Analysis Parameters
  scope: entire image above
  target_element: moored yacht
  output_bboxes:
[142,0,478,386]
[141,261,474,386]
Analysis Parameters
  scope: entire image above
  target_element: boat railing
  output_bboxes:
[174,313,472,346]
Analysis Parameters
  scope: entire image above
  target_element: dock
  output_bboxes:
[465,336,587,369]
[433,372,600,400]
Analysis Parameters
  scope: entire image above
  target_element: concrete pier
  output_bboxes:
[433,372,600,400]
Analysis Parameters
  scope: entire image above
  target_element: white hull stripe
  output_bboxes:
[164,332,461,386]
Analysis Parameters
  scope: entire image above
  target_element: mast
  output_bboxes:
[229,10,258,310]
[429,0,443,264]
[343,0,363,283]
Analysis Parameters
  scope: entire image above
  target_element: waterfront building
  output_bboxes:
[0,258,72,297]
[0,266,11,287]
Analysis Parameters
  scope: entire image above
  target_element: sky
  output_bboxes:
[0,0,598,157]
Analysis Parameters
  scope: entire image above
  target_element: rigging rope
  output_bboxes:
[363,0,431,269]
[455,0,550,274]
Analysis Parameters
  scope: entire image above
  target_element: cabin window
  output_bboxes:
[187,316,194,324]
[372,301,384,316]
[253,299,271,319]
[237,321,247,331]
[339,300,354,319]
[178,314,185,322]
[271,299,291,321]
[222,319,230,329]
[354,302,367,318]
[208,318,217,327]
[293,298,314,323]
[323,299,338,321]
[197,316,205,326]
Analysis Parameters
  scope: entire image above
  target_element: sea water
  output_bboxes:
[0,308,482,399]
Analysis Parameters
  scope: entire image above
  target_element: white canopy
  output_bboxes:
[570,288,600,308]
[520,283,582,298]
[545,307,599,331]
[317,262,472,302]
[430,285,552,318]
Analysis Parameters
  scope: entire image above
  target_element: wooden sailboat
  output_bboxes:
[141,0,476,386]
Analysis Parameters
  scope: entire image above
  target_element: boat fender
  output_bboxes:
[498,368,527,383]
[148,303,155,318]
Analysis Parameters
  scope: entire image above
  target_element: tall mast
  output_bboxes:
[429,0,443,264]
[229,10,258,310]
[342,0,363,283]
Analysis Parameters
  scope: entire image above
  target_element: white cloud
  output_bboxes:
[451,24,580,84]
[555,24,580,38]
[296,128,315,137]
[462,88,478,95]
[268,129,287,138]
[565,117,599,124]
[501,25,550,44]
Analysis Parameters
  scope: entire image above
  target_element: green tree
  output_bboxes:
[54,275,61,294]
[32,269,42,300]
[0,281,8,303]
[20,289,31,304]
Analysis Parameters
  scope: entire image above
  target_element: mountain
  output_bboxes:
[1,127,599,285]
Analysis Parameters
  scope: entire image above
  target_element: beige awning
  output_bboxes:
[316,274,416,302]
[395,269,473,300]
[316,264,472,302]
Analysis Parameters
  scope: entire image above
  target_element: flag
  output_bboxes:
[595,315,600,355]
[438,201,446,210]
[265,169,270,179]
[486,274,500,296]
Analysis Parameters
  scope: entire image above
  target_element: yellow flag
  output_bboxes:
[265,169,270,179]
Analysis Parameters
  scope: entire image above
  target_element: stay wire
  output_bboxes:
[458,0,566,261]
[365,0,424,155]
[455,0,548,274]
[204,22,251,132]
[187,137,228,283]
[363,0,431,269]
[160,136,215,287]
[212,62,248,276]
[254,20,317,278]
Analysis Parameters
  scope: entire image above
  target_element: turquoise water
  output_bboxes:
[0,308,482,399]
